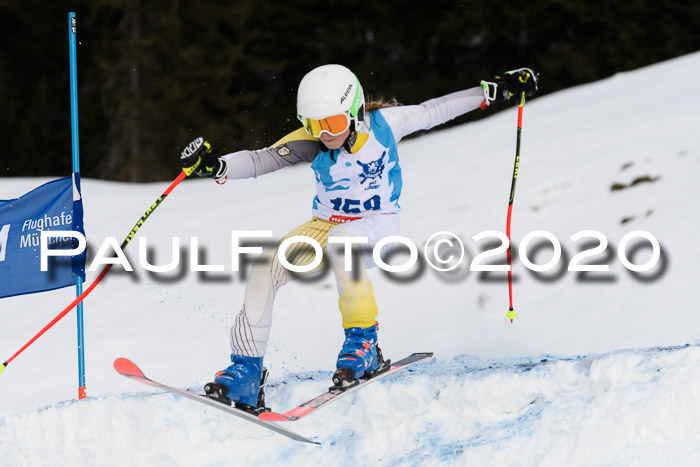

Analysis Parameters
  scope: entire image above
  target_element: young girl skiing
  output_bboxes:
[180,64,537,410]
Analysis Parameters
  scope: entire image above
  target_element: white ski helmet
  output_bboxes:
[296,64,365,137]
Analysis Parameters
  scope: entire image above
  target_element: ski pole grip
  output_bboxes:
[183,156,202,177]
[180,137,207,176]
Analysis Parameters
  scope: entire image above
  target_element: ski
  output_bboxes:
[259,352,433,422]
[113,358,319,445]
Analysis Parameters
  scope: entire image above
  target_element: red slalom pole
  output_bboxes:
[506,103,525,323]
[1,165,197,375]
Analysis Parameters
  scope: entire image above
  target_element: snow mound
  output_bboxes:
[2,345,700,466]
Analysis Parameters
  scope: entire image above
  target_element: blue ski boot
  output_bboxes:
[333,323,385,387]
[204,355,267,412]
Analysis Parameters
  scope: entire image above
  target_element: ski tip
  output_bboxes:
[114,358,146,379]
[258,412,290,422]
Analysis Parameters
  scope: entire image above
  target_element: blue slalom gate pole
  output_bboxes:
[68,12,86,400]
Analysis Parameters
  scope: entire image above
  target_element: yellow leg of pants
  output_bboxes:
[333,266,378,329]
[279,218,378,329]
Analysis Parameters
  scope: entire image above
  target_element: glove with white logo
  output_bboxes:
[481,68,539,107]
[180,137,228,179]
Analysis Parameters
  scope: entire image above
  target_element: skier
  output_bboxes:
[180,64,538,410]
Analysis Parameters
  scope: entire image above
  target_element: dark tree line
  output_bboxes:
[1,0,698,182]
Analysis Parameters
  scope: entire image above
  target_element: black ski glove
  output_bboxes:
[180,137,228,179]
[481,68,539,107]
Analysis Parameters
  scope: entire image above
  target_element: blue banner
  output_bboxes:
[0,176,86,299]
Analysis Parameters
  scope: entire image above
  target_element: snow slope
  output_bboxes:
[1,51,700,466]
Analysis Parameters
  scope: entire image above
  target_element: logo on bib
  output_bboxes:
[357,152,386,189]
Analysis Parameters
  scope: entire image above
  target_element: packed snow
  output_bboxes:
[1,52,699,466]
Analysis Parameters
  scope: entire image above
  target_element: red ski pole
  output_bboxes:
[504,67,538,324]
[505,103,524,323]
[1,162,200,374]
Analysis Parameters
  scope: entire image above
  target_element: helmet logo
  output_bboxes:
[340,83,353,104]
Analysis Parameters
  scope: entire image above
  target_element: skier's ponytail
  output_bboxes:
[365,97,400,112]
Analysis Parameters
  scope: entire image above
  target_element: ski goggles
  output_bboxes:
[297,112,350,138]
